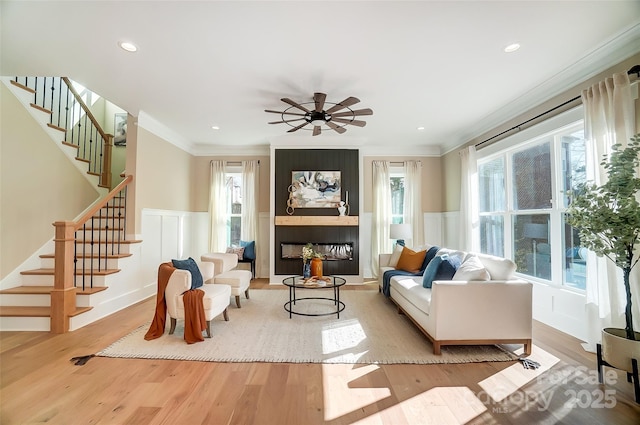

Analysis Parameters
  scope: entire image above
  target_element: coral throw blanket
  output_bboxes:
[144,262,206,344]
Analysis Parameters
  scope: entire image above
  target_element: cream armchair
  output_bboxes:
[165,261,231,338]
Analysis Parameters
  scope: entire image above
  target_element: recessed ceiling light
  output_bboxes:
[118,41,138,52]
[417,126,425,131]
[211,126,220,130]
[504,43,520,53]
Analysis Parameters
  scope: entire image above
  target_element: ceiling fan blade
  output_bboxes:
[312,126,321,136]
[268,118,305,124]
[325,97,360,114]
[331,108,373,118]
[264,109,307,117]
[326,121,347,134]
[281,98,311,113]
[314,92,326,112]
[287,122,310,133]
[331,117,367,127]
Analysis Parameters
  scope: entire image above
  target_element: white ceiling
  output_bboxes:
[2,1,639,155]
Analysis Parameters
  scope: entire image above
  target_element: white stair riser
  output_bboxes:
[0,317,50,332]
[40,257,120,269]
[21,274,107,287]
[0,294,51,307]
[76,229,125,241]
[75,243,132,254]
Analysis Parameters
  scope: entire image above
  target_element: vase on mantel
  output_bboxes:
[311,257,323,277]
[303,261,311,278]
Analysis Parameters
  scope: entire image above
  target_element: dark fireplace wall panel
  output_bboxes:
[275,226,359,275]
[275,149,359,216]
[274,148,360,276]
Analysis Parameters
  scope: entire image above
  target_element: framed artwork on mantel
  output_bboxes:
[290,171,341,208]
[114,113,127,146]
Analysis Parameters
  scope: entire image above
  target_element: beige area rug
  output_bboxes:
[98,290,519,364]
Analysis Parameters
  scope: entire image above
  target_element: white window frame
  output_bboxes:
[477,107,586,293]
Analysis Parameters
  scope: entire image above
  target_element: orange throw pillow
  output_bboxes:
[395,247,427,273]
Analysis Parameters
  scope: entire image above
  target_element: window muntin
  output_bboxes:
[390,173,404,224]
[225,173,242,246]
[477,121,587,290]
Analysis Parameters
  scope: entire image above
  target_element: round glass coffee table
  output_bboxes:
[282,275,346,319]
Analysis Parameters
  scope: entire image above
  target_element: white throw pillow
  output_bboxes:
[453,255,490,281]
[389,244,404,268]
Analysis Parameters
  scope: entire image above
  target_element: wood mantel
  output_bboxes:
[275,216,359,226]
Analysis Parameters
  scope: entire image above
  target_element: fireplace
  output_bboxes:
[281,243,353,261]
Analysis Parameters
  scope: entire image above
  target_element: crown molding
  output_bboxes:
[137,111,195,153]
[441,22,640,155]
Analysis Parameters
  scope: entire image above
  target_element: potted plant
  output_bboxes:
[566,134,640,376]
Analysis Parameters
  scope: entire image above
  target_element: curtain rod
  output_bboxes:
[210,160,260,166]
[475,65,640,149]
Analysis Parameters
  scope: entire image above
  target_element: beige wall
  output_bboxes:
[134,128,194,230]
[0,83,100,279]
[362,156,442,213]
[192,155,271,213]
[443,54,640,212]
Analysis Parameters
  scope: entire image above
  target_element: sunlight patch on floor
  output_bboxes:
[322,363,391,421]
[321,318,366,355]
[478,344,560,402]
[349,387,487,425]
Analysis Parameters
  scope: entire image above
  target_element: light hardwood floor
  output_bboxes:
[1,280,639,424]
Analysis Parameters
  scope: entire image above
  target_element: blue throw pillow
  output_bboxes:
[240,240,256,260]
[433,254,462,281]
[172,257,203,289]
[419,246,440,272]
[422,255,443,288]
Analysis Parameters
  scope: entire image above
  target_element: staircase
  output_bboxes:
[0,77,142,332]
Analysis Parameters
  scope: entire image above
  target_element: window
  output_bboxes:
[477,121,587,290]
[390,167,405,224]
[225,172,242,246]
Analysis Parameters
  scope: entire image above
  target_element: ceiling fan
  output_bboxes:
[266,92,373,136]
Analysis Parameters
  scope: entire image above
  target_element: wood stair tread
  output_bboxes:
[20,268,121,276]
[0,306,50,317]
[0,306,92,317]
[0,286,108,295]
[10,79,35,93]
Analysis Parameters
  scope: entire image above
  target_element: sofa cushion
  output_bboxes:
[420,245,440,271]
[388,244,404,268]
[391,275,433,315]
[435,254,462,280]
[453,255,490,281]
[226,246,245,260]
[172,257,203,289]
[240,240,256,260]
[396,247,427,273]
[422,255,442,288]
[476,253,517,280]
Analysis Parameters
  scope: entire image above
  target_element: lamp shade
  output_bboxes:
[389,223,413,241]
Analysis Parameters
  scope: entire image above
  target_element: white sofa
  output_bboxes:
[379,247,532,355]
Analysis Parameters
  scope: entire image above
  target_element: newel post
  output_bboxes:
[102,134,113,189]
[51,221,76,333]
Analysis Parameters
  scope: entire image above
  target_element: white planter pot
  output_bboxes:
[601,328,640,373]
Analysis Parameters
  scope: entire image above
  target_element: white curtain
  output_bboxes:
[208,160,228,253]
[241,160,258,243]
[459,146,479,252]
[372,161,392,278]
[581,71,638,351]
[403,160,424,247]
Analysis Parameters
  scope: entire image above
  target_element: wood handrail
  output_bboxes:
[62,77,111,142]
[73,175,132,231]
